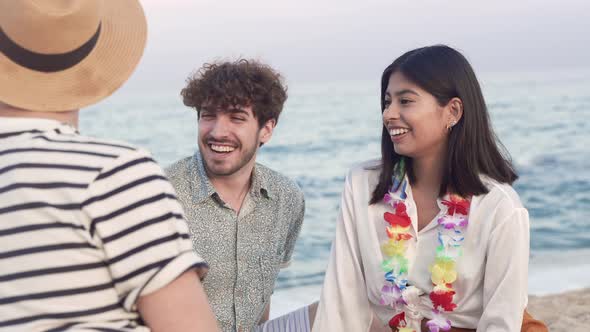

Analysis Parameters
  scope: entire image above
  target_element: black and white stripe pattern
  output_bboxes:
[0,118,205,331]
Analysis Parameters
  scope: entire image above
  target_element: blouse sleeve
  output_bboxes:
[312,172,373,332]
[477,208,530,331]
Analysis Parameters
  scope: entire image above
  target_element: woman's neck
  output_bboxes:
[409,151,447,231]
[411,148,446,195]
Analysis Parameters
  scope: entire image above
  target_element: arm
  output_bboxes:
[312,173,373,332]
[281,190,305,268]
[138,270,219,332]
[82,149,218,329]
[477,208,530,331]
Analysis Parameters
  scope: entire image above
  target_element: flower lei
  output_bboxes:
[379,158,471,332]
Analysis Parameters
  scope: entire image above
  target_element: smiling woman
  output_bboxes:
[372,46,518,204]
[312,45,547,332]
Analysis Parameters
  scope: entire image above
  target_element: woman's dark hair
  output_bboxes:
[370,45,518,204]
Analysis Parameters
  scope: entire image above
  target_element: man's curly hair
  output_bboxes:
[181,59,288,127]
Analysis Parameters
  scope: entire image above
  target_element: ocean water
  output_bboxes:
[82,68,590,316]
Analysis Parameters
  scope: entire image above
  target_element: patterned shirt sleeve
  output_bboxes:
[281,189,305,268]
[81,148,207,311]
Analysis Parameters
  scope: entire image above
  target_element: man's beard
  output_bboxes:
[201,138,259,177]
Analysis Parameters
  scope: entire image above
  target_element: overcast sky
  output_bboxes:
[125,0,590,91]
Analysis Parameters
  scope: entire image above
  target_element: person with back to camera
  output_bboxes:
[0,1,219,331]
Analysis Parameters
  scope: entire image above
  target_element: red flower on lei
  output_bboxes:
[441,195,470,215]
[384,202,411,228]
[388,311,408,328]
[430,289,458,312]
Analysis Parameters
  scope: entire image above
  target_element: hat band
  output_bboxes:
[0,23,101,73]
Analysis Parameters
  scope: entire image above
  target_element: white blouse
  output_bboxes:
[313,160,530,332]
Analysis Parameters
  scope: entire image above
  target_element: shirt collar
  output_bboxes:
[190,151,218,205]
[251,165,273,200]
[190,151,273,205]
[0,117,78,139]
[388,176,451,234]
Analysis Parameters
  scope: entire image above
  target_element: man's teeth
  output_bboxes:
[211,145,236,153]
[389,128,409,136]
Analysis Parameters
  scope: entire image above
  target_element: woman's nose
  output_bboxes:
[383,103,399,123]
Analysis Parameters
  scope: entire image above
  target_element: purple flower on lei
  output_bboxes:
[380,284,405,308]
[426,310,452,332]
[437,214,468,230]
[384,192,399,208]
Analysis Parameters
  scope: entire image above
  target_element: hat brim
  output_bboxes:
[0,0,147,112]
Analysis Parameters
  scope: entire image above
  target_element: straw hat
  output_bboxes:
[0,0,147,112]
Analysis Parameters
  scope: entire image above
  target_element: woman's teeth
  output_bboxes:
[389,128,409,136]
[211,145,236,153]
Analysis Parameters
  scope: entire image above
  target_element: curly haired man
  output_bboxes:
[166,59,310,332]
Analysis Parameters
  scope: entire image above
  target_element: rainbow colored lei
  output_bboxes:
[380,158,471,332]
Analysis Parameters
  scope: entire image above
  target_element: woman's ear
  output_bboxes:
[446,97,463,128]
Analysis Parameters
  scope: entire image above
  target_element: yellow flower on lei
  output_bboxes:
[381,239,407,257]
[430,259,457,285]
[398,328,415,332]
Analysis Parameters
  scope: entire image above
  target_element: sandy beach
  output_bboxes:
[527,288,590,332]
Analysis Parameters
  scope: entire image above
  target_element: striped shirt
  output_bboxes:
[0,118,206,332]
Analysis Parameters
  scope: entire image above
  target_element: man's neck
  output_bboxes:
[0,102,80,128]
[207,160,256,213]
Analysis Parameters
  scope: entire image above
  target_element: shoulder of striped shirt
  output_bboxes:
[56,134,158,168]
[30,131,145,159]
[42,133,162,184]
[60,134,141,153]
